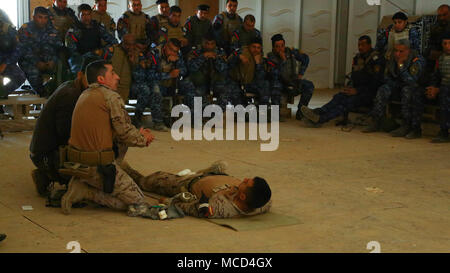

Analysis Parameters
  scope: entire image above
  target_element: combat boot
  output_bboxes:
[405,129,422,139]
[303,118,322,128]
[390,125,410,137]
[31,169,52,197]
[362,117,381,133]
[295,110,303,120]
[61,179,96,215]
[300,106,321,124]
[431,130,450,143]
[196,160,228,175]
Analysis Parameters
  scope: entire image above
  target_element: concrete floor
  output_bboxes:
[0,89,449,253]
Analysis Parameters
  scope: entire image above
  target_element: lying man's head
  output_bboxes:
[238,177,271,209]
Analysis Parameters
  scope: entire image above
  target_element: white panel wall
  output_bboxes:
[262,0,301,55]
[416,0,450,15]
[380,0,415,17]
[301,0,336,88]
[236,0,262,30]
[345,0,380,75]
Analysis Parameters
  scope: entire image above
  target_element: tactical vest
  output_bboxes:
[156,45,176,88]
[386,25,411,59]
[234,26,258,48]
[111,45,132,101]
[230,48,255,84]
[125,11,147,41]
[220,12,242,43]
[92,11,115,34]
[49,7,75,41]
[187,16,211,47]
[164,24,185,40]
[352,50,379,72]
[439,54,450,86]
[156,14,170,29]
[77,24,102,55]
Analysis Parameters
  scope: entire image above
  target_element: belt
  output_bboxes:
[67,146,114,166]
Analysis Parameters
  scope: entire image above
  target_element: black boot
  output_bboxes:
[390,125,411,137]
[362,117,380,133]
[431,130,450,143]
[405,129,422,139]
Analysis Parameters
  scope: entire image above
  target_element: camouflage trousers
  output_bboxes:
[217,80,243,109]
[75,162,145,210]
[283,79,315,107]
[244,79,277,106]
[19,59,57,96]
[370,82,424,130]
[132,82,164,123]
[438,85,450,131]
[129,170,200,197]
[318,90,374,123]
[175,78,197,112]
[1,64,25,94]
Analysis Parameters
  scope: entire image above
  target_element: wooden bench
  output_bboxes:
[0,94,47,119]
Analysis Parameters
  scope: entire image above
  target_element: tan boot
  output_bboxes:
[197,160,228,175]
[61,179,95,215]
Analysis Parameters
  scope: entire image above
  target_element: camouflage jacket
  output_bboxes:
[17,21,63,64]
[230,25,261,51]
[267,47,309,88]
[173,185,272,219]
[0,20,20,65]
[117,11,152,45]
[91,10,117,35]
[147,44,187,82]
[91,83,147,147]
[385,51,426,87]
[66,21,118,57]
[187,46,228,85]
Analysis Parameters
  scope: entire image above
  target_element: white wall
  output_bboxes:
[345,0,380,76]
[301,0,336,88]
[261,0,302,55]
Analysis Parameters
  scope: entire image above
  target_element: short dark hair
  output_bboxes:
[81,56,101,75]
[86,60,111,84]
[359,35,372,44]
[33,7,49,16]
[226,0,238,4]
[246,177,271,209]
[78,4,92,15]
[170,6,182,14]
[94,0,106,4]
[442,32,450,42]
[392,11,408,21]
[271,34,285,47]
[244,14,255,23]
[168,38,181,48]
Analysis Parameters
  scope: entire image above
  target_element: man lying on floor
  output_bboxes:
[121,161,272,218]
